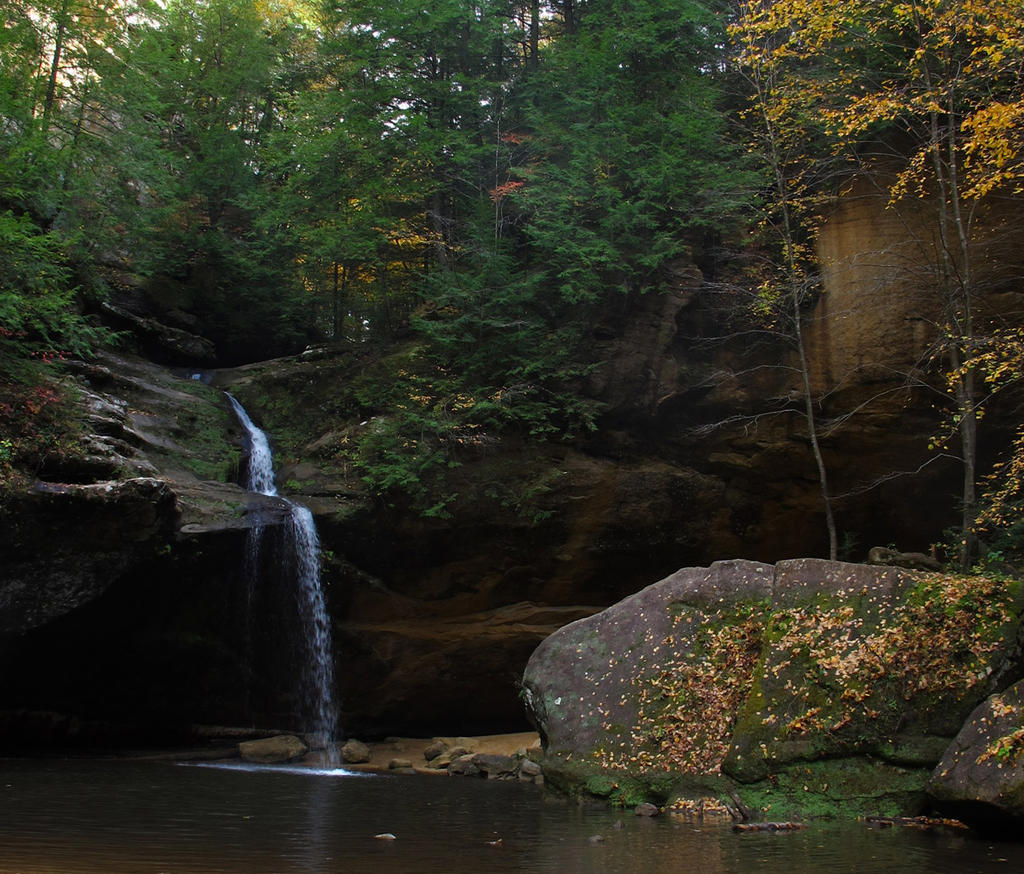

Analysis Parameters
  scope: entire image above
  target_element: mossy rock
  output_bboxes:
[731,758,930,821]
[929,679,1024,828]
[522,559,775,772]
[525,558,1024,821]
[723,560,1024,783]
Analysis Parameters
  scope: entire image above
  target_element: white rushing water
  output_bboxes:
[228,395,278,498]
[227,394,339,756]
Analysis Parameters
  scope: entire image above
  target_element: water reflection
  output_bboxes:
[0,758,1021,874]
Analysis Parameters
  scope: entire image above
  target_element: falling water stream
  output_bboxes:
[227,394,338,754]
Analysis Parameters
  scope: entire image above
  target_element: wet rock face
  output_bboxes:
[0,352,296,742]
[929,680,1024,829]
[0,351,269,642]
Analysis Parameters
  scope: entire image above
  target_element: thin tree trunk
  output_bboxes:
[43,0,71,127]
[332,262,340,338]
[925,102,978,568]
[754,68,838,560]
[529,0,540,72]
[794,286,838,560]
[916,10,978,569]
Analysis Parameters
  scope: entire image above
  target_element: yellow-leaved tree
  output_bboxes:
[732,0,1024,568]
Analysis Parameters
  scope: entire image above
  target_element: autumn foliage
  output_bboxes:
[732,0,1024,564]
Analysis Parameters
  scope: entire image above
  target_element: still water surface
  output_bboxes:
[1,758,1022,874]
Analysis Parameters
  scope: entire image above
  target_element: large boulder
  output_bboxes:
[522,559,773,764]
[928,680,1024,829]
[523,560,1024,819]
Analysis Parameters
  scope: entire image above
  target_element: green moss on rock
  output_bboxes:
[525,558,1024,821]
[731,758,930,821]
[724,560,1024,783]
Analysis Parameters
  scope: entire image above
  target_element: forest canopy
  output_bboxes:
[2,0,1024,560]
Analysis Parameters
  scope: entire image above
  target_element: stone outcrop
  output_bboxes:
[523,560,1024,820]
[1,477,177,636]
[928,680,1024,829]
[0,352,286,639]
[101,302,217,367]
[0,352,299,742]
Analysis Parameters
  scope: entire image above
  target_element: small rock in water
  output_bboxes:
[447,755,481,777]
[388,758,414,770]
[340,739,371,764]
[519,758,543,778]
[426,753,452,770]
[473,753,518,780]
[634,803,661,817]
[238,735,308,764]
[374,833,397,841]
[423,739,449,761]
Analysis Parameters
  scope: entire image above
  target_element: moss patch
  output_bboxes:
[726,571,1024,782]
[542,754,661,808]
[177,386,241,482]
[731,758,930,821]
[593,598,768,777]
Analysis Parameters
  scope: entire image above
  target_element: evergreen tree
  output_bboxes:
[115,0,313,361]
[0,0,144,371]
[516,0,744,305]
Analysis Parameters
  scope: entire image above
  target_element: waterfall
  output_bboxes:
[227,394,339,758]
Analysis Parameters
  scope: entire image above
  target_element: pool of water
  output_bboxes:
[0,758,1021,874]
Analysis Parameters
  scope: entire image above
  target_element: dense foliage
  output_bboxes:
[2,0,1023,550]
[732,0,1024,564]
